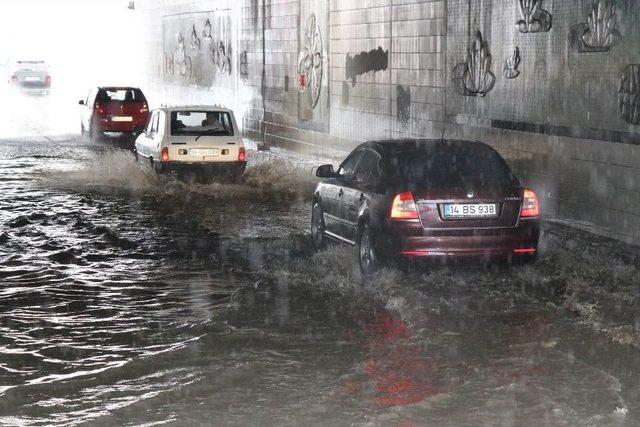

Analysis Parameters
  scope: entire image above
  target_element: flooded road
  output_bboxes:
[1,128,640,425]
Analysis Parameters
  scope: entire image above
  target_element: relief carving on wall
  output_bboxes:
[203,19,212,40]
[570,0,620,53]
[619,65,640,125]
[516,0,552,33]
[163,13,232,85]
[239,51,249,80]
[453,31,496,97]
[212,41,232,75]
[175,33,192,78]
[503,47,521,79]
[297,14,323,109]
[190,24,201,50]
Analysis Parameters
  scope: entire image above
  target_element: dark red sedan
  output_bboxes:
[312,139,540,274]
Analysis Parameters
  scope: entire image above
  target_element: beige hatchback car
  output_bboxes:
[134,105,246,179]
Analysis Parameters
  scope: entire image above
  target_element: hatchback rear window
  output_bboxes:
[170,111,234,136]
[394,145,517,188]
[97,88,146,103]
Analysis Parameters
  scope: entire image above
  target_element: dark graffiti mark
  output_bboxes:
[345,47,388,87]
[342,81,349,106]
[396,85,410,126]
[239,51,249,80]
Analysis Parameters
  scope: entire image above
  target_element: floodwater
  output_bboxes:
[1,95,640,426]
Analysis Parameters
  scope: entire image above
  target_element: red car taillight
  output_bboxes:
[140,102,148,113]
[238,147,246,162]
[161,147,170,162]
[520,189,540,218]
[390,192,419,220]
[94,103,105,115]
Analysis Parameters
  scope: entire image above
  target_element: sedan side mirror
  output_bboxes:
[316,164,335,178]
[78,100,85,105]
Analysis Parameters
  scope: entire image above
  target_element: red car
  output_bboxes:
[312,139,541,275]
[79,87,149,140]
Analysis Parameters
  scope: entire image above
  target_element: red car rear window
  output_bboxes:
[97,88,146,103]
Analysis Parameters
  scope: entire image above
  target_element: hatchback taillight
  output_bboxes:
[520,189,540,218]
[10,75,17,83]
[94,103,105,115]
[390,192,419,220]
[161,147,170,162]
[45,76,51,85]
[140,102,148,113]
[238,147,246,162]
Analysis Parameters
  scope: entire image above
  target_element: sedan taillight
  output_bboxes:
[161,147,170,162]
[390,192,419,220]
[520,189,540,218]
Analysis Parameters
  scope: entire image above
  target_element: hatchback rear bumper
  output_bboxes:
[382,219,540,258]
[95,119,144,134]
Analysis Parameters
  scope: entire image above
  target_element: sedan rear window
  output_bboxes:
[394,146,518,189]
[170,111,234,137]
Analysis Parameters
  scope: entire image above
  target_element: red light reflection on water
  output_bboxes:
[359,311,438,408]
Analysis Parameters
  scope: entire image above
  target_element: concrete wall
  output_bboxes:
[136,0,640,245]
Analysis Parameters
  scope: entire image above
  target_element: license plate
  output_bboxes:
[189,148,218,156]
[24,76,41,82]
[111,116,133,122]
[443,203,498,219]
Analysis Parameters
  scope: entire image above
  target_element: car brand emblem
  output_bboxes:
[466,190,475,199]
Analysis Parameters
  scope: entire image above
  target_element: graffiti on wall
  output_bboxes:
[397,85,411,126]
[619,65,640,125]
[162,11,233,86]
[516,0,552,33]
[452,31,496,97]
[297,14,323,109]
[570,0,621,53]
[345,47,389,87]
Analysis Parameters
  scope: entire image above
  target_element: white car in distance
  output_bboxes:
[135,105,246,181]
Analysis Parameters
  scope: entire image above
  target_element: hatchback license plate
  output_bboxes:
[111,116,133,122]
[189,148,218,156]
[443,203,498,218]
[24,76,41,82]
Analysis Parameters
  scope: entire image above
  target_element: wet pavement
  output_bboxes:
[1,99,640,425]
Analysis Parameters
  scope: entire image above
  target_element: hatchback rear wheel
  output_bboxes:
[311,203,326,251]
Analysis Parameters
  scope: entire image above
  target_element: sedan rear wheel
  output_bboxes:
[358,223,378,277]
[311,203,326,251]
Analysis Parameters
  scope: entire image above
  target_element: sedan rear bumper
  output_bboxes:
[382,219,540,258]
[158,160,247,176]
